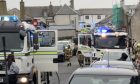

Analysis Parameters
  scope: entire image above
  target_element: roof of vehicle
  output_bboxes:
[73,67,138,76]
[90,60,135,69]
[58,40,74,47]
[90,60,133,66]
[58,40,71,43]
[94,32,128,36]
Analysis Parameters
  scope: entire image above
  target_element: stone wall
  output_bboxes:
[131,3,140,43]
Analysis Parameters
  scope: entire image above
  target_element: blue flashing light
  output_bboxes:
[1,15,19,22]
[93,65,111,68]
[96,26,113,33]
[94,65,108,68]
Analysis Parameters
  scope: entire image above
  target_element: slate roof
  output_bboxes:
[8,8,20,17]
[78,8,112,15]
[8,8,31,19]
[56,4,78,15]
[25,6,62,17]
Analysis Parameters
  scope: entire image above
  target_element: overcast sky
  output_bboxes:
[6,0,139,10]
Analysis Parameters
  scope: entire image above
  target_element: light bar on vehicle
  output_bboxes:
[96,26,114,33]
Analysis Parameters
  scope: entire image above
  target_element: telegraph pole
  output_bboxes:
[74,17,77,37]
[0,0,7,15]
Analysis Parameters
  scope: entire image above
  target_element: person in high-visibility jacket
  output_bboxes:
[135,56,140,74]
[134,43,140,60]
[64,45,72,66]
[77,51,84,67]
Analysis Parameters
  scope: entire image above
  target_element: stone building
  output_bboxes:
[0,0,7,15]
[131,3,140,43]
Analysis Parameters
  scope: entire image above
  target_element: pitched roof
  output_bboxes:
[8,8,20,17]
[78,8,112,15]
[8,8,31,19]
[56,4,78,15]
[25,6,62,17]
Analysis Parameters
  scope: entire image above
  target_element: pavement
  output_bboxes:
[49,56,82,84]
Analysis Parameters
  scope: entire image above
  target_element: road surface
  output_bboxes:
[50,56,82,84]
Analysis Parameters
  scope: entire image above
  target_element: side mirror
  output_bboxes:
[33,44,39,50]
[19,30,26,40]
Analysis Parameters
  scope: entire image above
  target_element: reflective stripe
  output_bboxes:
[31,51,57,55]
[0,51,58,56]
[0,53,25,56]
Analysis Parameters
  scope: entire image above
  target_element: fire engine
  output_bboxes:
[0,15,58,84]
[78,26,131,64]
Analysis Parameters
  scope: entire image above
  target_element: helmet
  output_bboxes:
[137,43,140,47]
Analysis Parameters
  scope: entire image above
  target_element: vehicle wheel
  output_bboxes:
[33,73,38,84]
[30,73,37,84]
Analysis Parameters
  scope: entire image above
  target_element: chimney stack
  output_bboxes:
[20,0,25,20]
[70,0,74,9]
[0,0,7,15]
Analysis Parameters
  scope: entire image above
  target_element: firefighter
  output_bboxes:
[134,43,140,60]
[77,51,84,67]
[64,45,72,66]
[135,56,140,74]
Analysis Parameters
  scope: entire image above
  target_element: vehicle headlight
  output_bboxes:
[19,77,28,83]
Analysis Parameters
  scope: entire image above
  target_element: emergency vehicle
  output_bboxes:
[77,26,131,64]
[0,15,58,84]
[93,26,130,61]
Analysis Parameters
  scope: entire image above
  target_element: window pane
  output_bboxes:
[38,31,55,47]
[85,16,89,19]
[0,33,23,51]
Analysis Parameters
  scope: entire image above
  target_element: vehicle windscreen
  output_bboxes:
[69,75,136,84]
[79,35,92,47]
[0,33,24,51]
[94,35,127,49]
[38,31,55,47]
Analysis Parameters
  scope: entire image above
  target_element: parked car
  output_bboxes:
[58,40,74,49]
[57,44,65,62]
[58,40,77,56]
[67,66,139,84]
